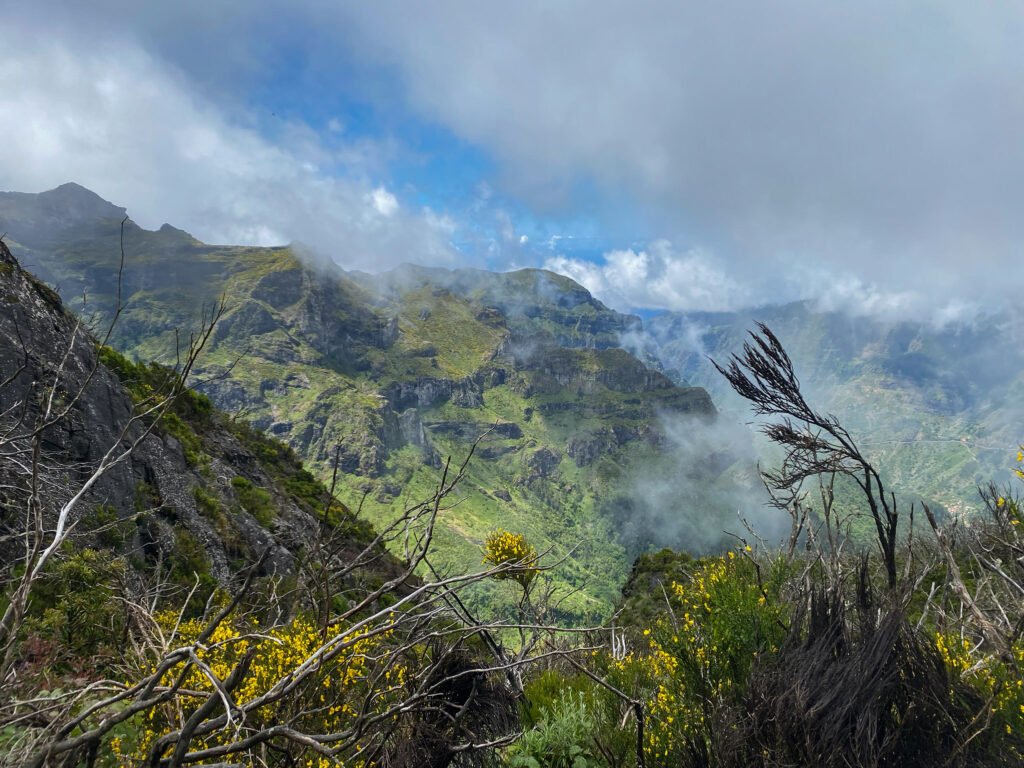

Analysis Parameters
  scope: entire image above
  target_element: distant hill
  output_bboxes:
[645,302,1024,517]
[1,183,747,620]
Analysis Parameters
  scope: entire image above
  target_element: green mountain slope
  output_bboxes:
[646,302,1024,517]
[1,183,725,620]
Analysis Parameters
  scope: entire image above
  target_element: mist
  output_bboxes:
[605,411,789,558]
[637,304,1024,518]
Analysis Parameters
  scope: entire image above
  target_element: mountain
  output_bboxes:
[645,302,1024,517]
[0,236,400,610]
[0,183,733,620]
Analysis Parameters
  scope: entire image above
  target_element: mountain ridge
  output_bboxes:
[0,182,729,619]
[0,236,401,605]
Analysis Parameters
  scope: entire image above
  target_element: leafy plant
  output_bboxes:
[506,692,598,768]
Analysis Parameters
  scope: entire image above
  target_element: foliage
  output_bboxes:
[935,632,1024,742]
[227,418,367,537]
[506,692,598,768]
[580,550,788,765]
[483,529,539,587]
[107,613,400,766]
[82,504,133,549]
[22,547,129,671]
[231,474,277,528]
[167,527,217,609]
[98,344,212,468]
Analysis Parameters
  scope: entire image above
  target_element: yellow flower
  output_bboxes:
[482,529,538,585]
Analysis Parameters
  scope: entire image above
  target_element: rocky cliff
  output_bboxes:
[0,238,395,602]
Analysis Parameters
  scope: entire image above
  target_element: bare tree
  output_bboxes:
[3,439,595,767]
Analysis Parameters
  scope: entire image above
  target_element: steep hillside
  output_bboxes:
[646,303,1024,516]
[0,183,726,620]
[0,238,398,612]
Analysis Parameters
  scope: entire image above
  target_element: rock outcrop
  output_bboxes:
[0,240,395,589]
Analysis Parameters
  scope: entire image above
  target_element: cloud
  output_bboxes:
[799,272,985,327]
[332,1,1024,309]
[0,24,455,271]
[608,411,787,556]
[369,187,399,217]
[546,241,746,312]
[9,2,1024,312]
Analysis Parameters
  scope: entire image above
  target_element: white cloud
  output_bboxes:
[545,240,746,312]
[808,274,983,327]
[9,2,1024,314]
[0,28,455,271]
[369,186,399,216]
[331,1,1024,310]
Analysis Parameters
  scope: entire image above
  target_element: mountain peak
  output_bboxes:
[0,182,127,247]
[37,182,127,220]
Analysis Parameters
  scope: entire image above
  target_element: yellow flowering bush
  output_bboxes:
[605,635,688,762]
[936,632,1024,739]
[666,550,785,700]
[584,550,788,766]
[482,529,539,587]
[106,612,402,766]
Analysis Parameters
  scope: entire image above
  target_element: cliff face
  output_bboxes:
[0,239,392,593]
[0,183,723,619]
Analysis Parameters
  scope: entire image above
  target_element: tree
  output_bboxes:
[712,323,902,588]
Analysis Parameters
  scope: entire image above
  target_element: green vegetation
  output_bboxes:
[22,547,129,668]
[98,344,212,468]
[8,187,1024,765]
[82,504,133,549]
[230,475,276,528]
[502,327,1024,767]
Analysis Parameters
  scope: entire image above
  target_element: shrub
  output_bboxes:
[106,614,402,766]
[231,475,277,528]
[506,691,598,768]
[482,529,538,587]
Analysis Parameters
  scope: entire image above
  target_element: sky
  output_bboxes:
[3,2,1023,321]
